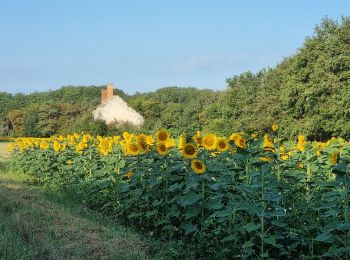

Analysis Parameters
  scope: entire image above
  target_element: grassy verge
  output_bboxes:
[0,142,10,162]
[0,164,156,260]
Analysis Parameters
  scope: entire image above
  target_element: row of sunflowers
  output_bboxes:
[7,126,350,259]
[7,126,340,172]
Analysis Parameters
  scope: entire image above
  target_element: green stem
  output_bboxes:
[201,178,205,234]
[261,170,265,259]
[344,175,349,260]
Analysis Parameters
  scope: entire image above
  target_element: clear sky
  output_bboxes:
[0,0,349,95]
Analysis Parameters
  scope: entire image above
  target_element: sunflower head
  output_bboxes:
[193,131,203,145]
[263,134,274,151]
[229,133,239,142]
[76,141,87,153]
[234,136,246,149]
[280,154,289,160]
[329,151,339,165]
[216,137,229,152]
[191,159,206,174]
[296,142,305,152]
[40,141,49,150]
[298,135,306,143]
[82,134,91,143]
[69,136,76,145]
[156,128,170,142]
[53,141,61,152]
[98,138,113,156]
[157,142,168,156]
[61,143,67,151]
[123,131,132,141]
[181,143,198,159]
[251,133,258,139]
[202,134,217,150]
[126,142,141,156]
[272,124,279,132]
[113,135,121,144]
[137,134,149,152]
[178,133,187,150]
[146,135,155,146]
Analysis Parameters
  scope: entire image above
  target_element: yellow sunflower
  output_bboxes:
[146,135,155,146]
[98,138,113,156]
[329,151,339,165]
[113,135,121,144]
[123,131,133,141]
[137,134,148,152]
[263,134,274,151]
[157,142,168,156]
[68,136,76,145]
[181,143,198,159]
[296,142,305,152]
[165,138,176,148]
[216,137,229,152]
[125,142,141,156]
[156,128,170,142]
[272,124,279,132]
[40,141,49,150]
[178,133,187,150]
[280,154,289,160]
[62,142,67,151]
[229,133,239,142]
[82,134,91,143]
[251,133,258,139]
[53,141,61,152]
[191,159,206,174]
[235,136,246,149]
[298,135,306,142]
[76,141,87,153]
[193,131,203,146]
[202,134,217,150]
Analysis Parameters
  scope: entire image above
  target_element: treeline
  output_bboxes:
[0,86,129,137]
[1,17,350,140]
[128,17,350,140]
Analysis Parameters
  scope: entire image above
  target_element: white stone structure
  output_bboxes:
[92,84,144,126]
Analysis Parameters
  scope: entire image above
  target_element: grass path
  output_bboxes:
[0,164,153,259]
[0,142,10,162]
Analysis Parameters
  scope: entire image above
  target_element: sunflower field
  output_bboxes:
[7,126,350,259]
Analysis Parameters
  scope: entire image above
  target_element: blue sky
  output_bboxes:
[0,0,349,94]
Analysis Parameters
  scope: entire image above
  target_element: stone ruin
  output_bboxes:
[92,84,144,126]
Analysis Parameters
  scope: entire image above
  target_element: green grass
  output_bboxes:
[0,164,157,260]
[0,142,10,162]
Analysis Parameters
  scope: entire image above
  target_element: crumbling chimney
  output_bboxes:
[101,84,114,103]
[106,84,114,99]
